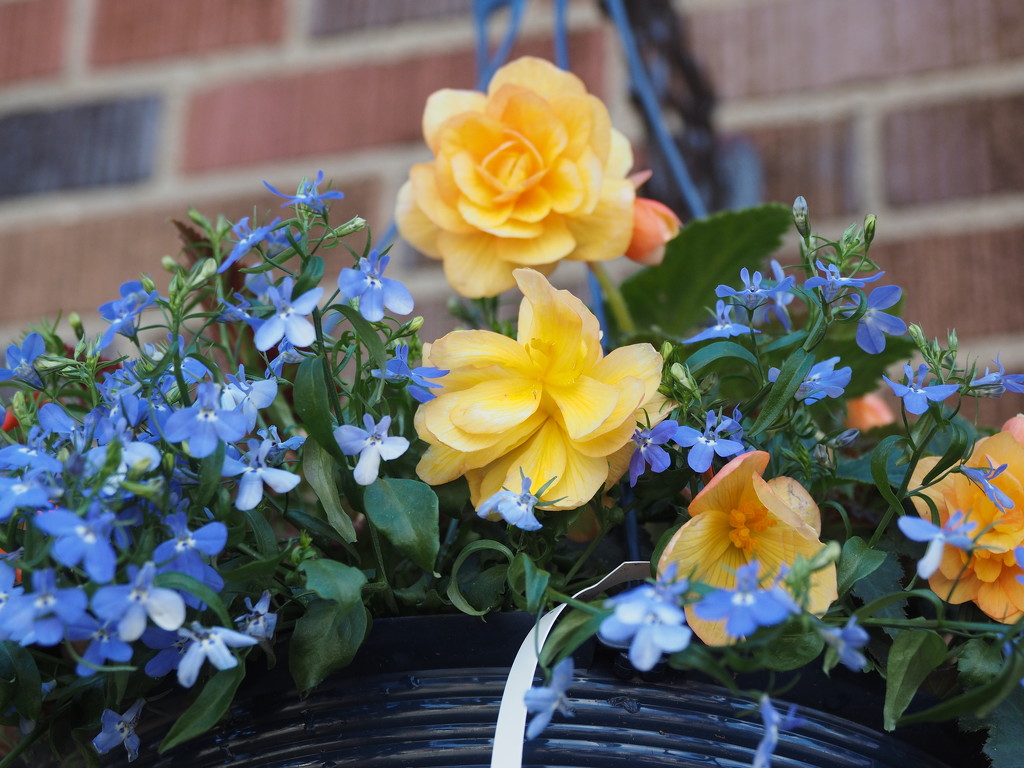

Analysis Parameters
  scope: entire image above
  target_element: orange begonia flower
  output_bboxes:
[658,451,837,646]
[395,56,636,298]
[911,431,1024,623]
[844,393,896,432]
[415,268,667,511]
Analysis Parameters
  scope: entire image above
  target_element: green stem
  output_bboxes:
[366,518,399,614]
[589,263,635,336]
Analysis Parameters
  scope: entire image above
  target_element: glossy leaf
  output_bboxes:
[883,628,947,730]
[364,478,439,573]
[837,536,888,596]
[302,438,357,543]
[293,356,345,463]
[748,348,814,438]
[159,665,245,752]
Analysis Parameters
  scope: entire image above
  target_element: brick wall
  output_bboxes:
[1,0,1023,418]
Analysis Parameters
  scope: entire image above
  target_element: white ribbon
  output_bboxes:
[489,560,652,768]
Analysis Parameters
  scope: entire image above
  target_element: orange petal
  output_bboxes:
[395,181,441,259]
[410,163,476,234]
[689,452,770,519]
[563,177,635,263]
[423,89,488,152]
[487,56,587,102]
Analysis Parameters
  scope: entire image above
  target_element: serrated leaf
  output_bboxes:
[302,438,357,543]
[883,628,947,730]
[818,333,917,400]
[974,684,1024,767]
[837,536,888,596]
[621,204,793,337]
[852,551,907,632]
[293,357,344,463]
[159,665,245,752]
[364,478,439,573]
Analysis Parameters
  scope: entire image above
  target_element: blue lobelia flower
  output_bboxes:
[98,281,159,350]
[476,472,545,531]
[234,591,277,641]
[883,363,959,416]
[716,267,795,312]
[152,512,228,577]
[66,614,134,677]
[3,568,88,647]
[819,616,869,672]
[266,339,305,379]
[961,458,1015,511]
[371,344,448,403]
[970,354,1024,397]
[693,560,800,639]
[222,435,303,511]
[897,510,977,579]
[628,420,679,487]
[92,561,186,642]
[140,627,189,678]
[598,563,692,672]
[175,621,259,688]
[0,561,25,639]
[754,695,806,768]
[803,260,883,302]
[0,332,45,388]
[263,170,344,214]
[841,285,907,354]
[219,216,282,273]
[333,414,409,486]
[524,656,575,740]
[254,277,324,352]
[752,260,796,331]
[0,473,53,523]
[92,698,145,762]
[164,382,248,459]
[768,356,851,406]
[220,365,278,431]
[674,410,746,473]
[34,507,118,584]
[683,300,759,344]
[338,251,415,322]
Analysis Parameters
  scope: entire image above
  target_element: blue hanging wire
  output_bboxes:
[474,0,529,90]
[553,0,570,69]
[604,0,708,220]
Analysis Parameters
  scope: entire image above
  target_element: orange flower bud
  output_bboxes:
[1001,414,1024,446]
[2,409,17,432]
[844,393,896,432]
[625,197,682,267]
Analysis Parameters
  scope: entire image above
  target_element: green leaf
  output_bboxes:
[294,255,325,298]
[919,419,971,486]
[302,438,357,543]
[621,204,792,336]
[508,554,551,614]
[870,434,909,516]
[540,608,607,667]
[837,536,888,596]
[241,507,279,559]
[683,341,760,377]
[760,629,825,672]
[446,540,514,616]
[159,665,245,752]
[748,348,814,438]
[974,685,1024,767]
[958,638,1007,689]
[289,600,368,691]
[153,572,232,627]
[883,628,947,730]
[333,304,388,382]
[195,441,226,507]
[299,559,367,609]
[852,551,907,631]
[364,478,440,573]
[294,356,344,463]
[0,642,41,720]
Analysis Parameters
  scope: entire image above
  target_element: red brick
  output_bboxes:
[310,0,471,36]
[91,0,285,67]
[884,94,1024,207]
[181,29,608,173]
[0,177,378,326]
[0,0,65,84]
[688,0,1024,101]
[742,120,858,217]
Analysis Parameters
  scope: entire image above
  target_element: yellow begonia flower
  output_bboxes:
[911,431,1024,623]
[395,56,636,298]
[415,268,667,511]
[657,451,837,646]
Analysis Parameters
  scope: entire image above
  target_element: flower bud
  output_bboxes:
[660,341,674,361]
[625,197,682,266]
[188,258,218,288]
[907,323,929,354]
[670,362,696,391]
[792,196,810,238]
[1001,414,1024,446]
[333,216,367,238]
[406,316,425,333]
[162,255,181,273]
[863,214,876,247]
[947,328,958,357]
[811,443,834,469]
[844,393,895,432]
[68,312,86,341]
[827,428,860,449]
[140,274,158,293]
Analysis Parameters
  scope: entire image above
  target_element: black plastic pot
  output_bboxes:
[92,612,982,768]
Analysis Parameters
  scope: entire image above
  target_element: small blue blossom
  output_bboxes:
[333,414,409,486]
[267,339,305,379]
[141,628,189,678]
[0,561,25,638]
[0,474,53,523]
[234,591,277,641]
[476,472,544,531]
[683,300,759,344]
[217,294,257,325]
[819,616,869,672]
[841,285,907,355]
[34,507,118,584]
[693,561,800,639]
[0,332,45,388]
[803,260,883,302]
[628,420,679,487]
[3,568,88,646]
[164,382,249,459]
[674,411,746,473]
[524,656,574,740]
[92,562,186,642]
[254,277,323,352]
[768,356,851,406]
[716,267,795,311]
[222,435,303,511]
[754,695,805,768]
[371,344,448,403]
[92,698,144,762]
[897,510,977,579]
[219,216,281,273]
[67,615,133,677]
[752,260,796,331]
[263,170,344,214]
[598,564,692,671]
[961,458,1015,511]
[970,355,1024,397]
[176,621,259,688]
[98,281,159,350]
[883,363,959,416]
[220,365,278,431]
[338,251,415,322]
[152,512,228,576]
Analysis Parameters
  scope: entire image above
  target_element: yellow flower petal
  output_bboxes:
[487,56,587,102]
[423,88,487,152]
[563,177,635,262]
[545,376,618,440]
[428,329,534,374]
[409,163,475,234]
[447,377,542,435]
[542,157,585,214]
[394,181,440,259]
[689,452,769,519]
